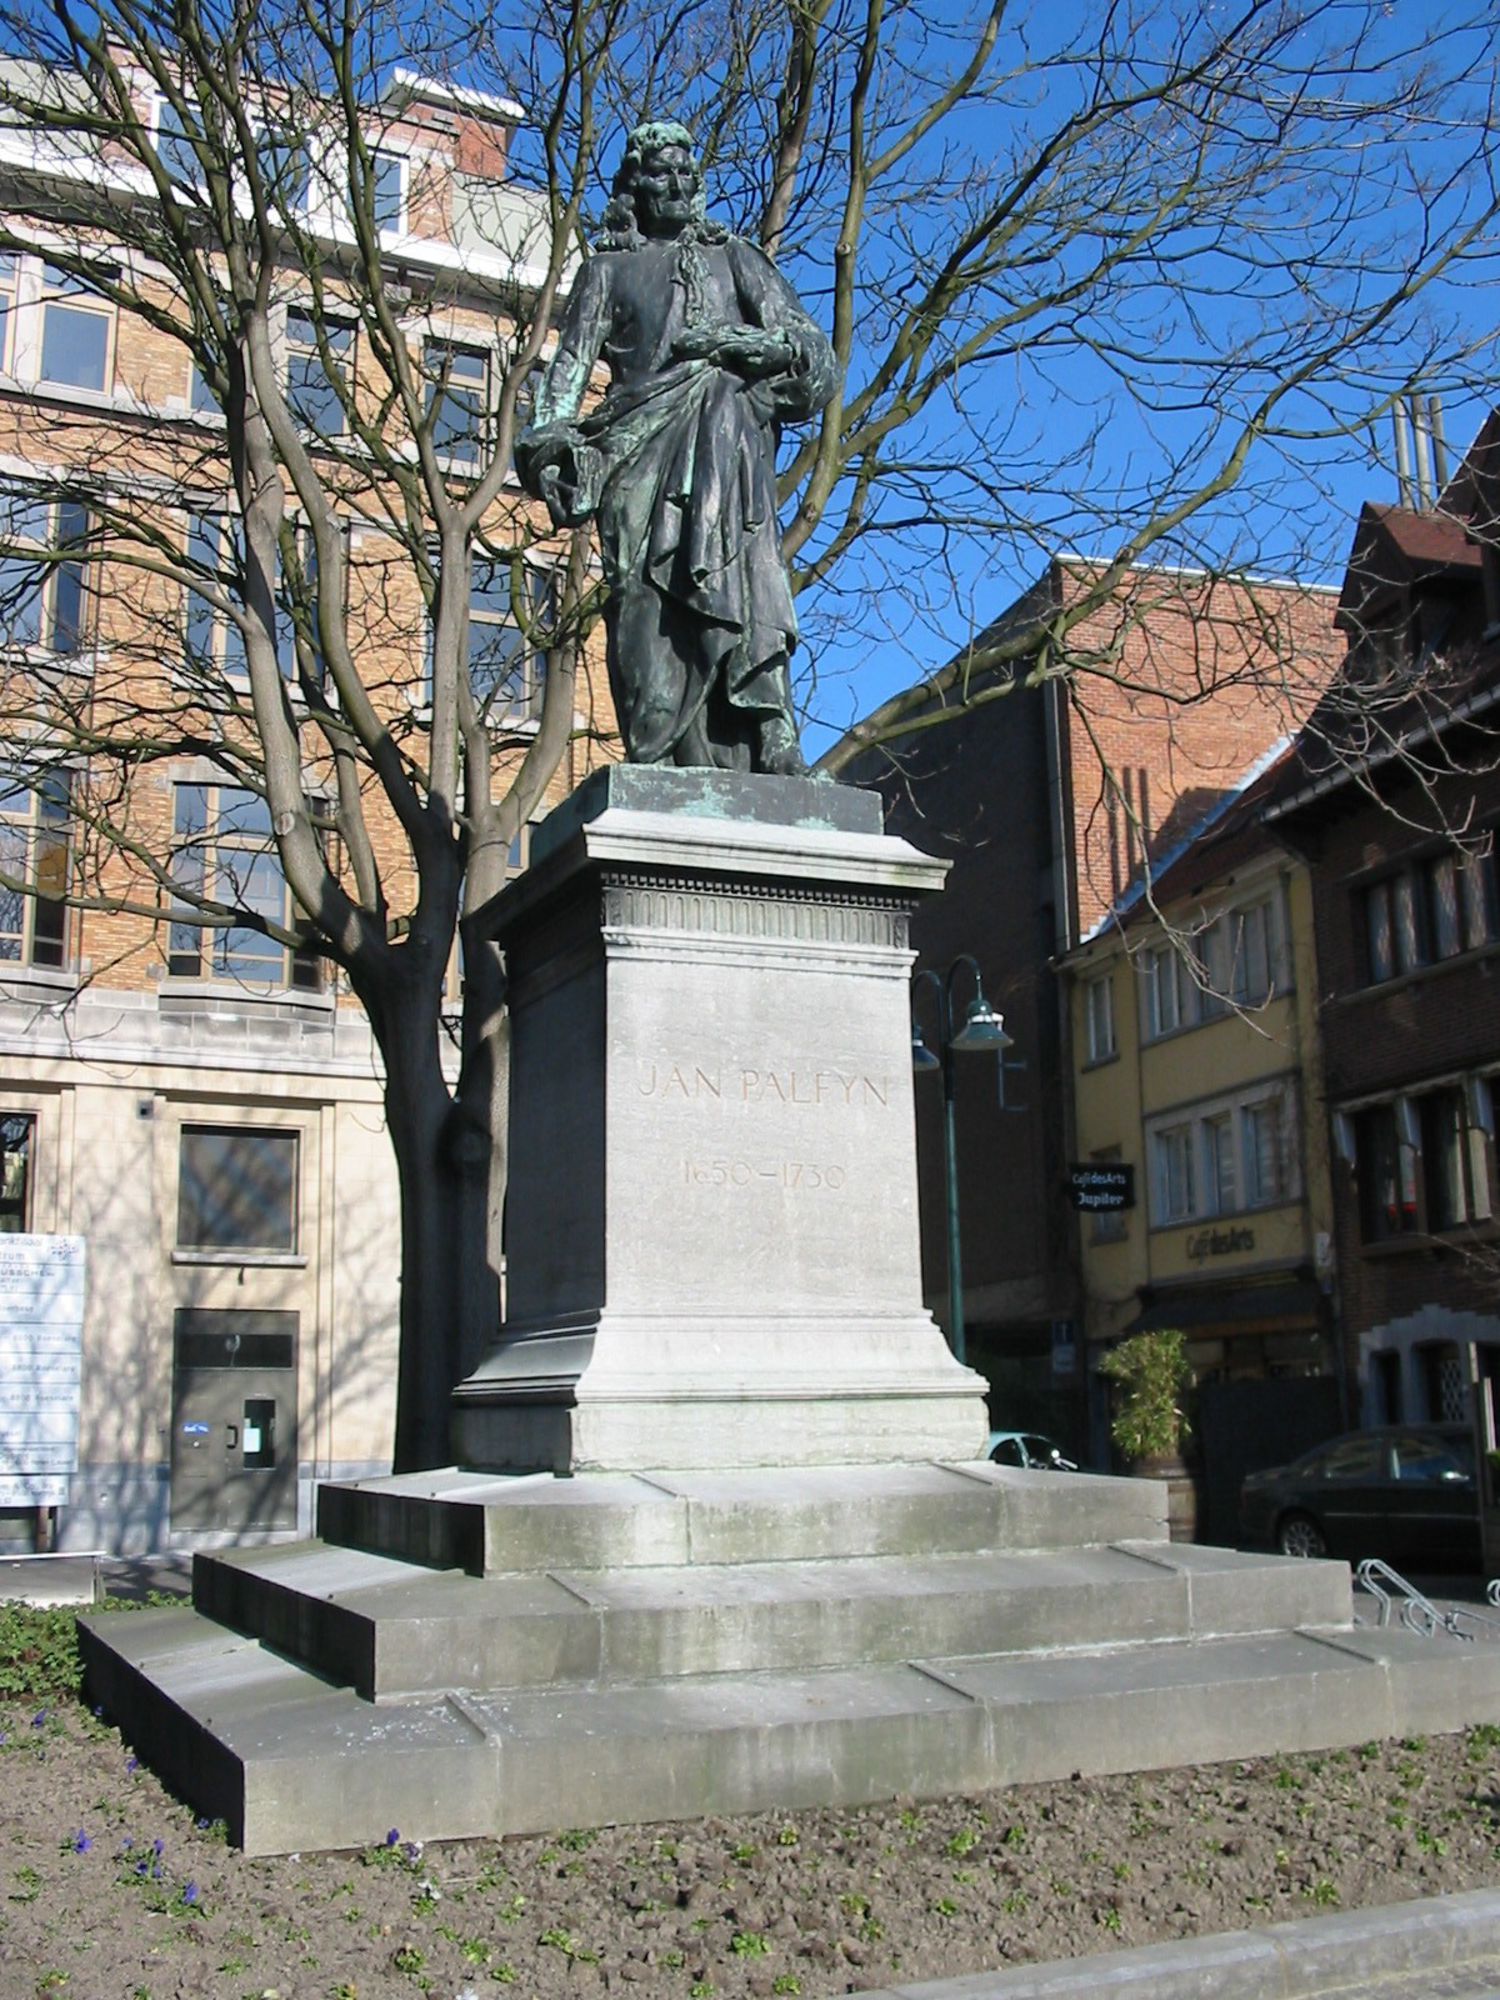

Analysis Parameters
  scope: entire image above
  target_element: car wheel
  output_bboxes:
[1276,1511,1327,1559]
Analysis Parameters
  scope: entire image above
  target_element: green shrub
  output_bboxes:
[1099,1329,1191,1464]
[0,1591,176,1702]
[0,1601,86,1700]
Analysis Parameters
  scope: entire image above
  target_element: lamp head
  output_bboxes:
[951,993,1013,1053]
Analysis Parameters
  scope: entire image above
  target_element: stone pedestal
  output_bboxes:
[451,768,988,1473]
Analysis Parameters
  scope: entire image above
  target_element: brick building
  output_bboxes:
[1267,424,1500,1436]
[0,57,614,1551]
[848,560,1341,1452]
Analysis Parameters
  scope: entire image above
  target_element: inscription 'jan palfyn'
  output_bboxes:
[636,1063,890,1107]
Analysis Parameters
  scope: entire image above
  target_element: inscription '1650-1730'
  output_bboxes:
[637,1063,890,1107]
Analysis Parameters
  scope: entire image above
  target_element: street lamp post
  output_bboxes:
[910,955,1013,1368]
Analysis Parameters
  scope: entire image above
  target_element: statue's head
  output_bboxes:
[598,121,724,249]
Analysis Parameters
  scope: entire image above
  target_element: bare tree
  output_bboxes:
[0,0,1495,1470]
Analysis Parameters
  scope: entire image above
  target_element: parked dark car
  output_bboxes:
[987,1430,1078,1472]
[1239,1423,1479,1570]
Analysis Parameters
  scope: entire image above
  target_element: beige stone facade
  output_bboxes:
[0,64,616,1551]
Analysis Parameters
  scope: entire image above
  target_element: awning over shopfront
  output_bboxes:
[1127,1277,1323,1337]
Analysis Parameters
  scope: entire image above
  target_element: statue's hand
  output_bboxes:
[514,421,580,493]
[673,325,797,380]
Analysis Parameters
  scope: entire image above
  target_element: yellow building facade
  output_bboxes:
[1064,773,1338,1396]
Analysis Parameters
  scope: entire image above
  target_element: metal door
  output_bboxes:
[170,1310,298,1532]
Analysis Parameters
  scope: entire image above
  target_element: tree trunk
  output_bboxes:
[365,968,499,1475]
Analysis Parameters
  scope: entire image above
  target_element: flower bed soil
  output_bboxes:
[3,1697,1500,2000]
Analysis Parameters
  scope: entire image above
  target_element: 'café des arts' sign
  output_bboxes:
[1185,1223,1255,1263]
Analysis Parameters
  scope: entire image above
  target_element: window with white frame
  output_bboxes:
[1084,972,1116,1063]
[1140,940,1197,1039]
[0,1113,33,1231]
[1153,1122,1197,1223]
[470,559,551,719]
[168,781,323,990]
[1140,888,1286,1039]
[0,773,71,968]
[186,511,308,682]
[1354,1085,1495,1241]
[0,254,15,372]
[38,263,112,392]
[0,490,90,654]
[1147,1081,1298,1226]
[425,341,489,468]
[188,355,219,416]
[155,101,203,190]
[371,148,406,234]
[255,124,311,214]
[286,310,352,437]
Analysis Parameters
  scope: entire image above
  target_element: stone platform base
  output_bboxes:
[78,1462,1500,1855]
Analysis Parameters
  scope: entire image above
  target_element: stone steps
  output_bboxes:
[312,1461,1168,1573]
[76,1462,1500,1857]
[191,1535,1352,1700]
[79,1600,1500,1857]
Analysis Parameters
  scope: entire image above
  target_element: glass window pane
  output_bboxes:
[372,150,404,231]
[40,301,108,391]
[0,1114,32,1230]
[1429,855,1461,958]
[258,129,309,210]
[1366,882,1394,982]
[177,1127,297,1251]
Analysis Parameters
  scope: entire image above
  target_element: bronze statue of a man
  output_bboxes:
[516,121,837,774]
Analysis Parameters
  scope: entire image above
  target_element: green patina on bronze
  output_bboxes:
[516,121,836,776]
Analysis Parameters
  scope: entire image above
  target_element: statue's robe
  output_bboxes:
[528,234,836,767]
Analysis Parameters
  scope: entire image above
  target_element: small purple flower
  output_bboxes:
[152,1837,164,1856]
[403,1840,423,1865]
[135,1858,150,1877]
[182,1880,199,1905]
[31,1710,47,1729]
[71,1830,92,1854]
[385,1827,400,1847]
[125,1755,140,1773]
[120,1837,133,1852]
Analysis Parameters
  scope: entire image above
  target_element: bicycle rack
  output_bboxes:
[1355,1558,1500,1641]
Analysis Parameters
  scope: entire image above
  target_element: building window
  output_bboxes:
[0,1114,34,1230]
[1146,1083,1298,1227]
[1141,942,1196,1039]
[0,774,71,968]
[186,512,304,682]
[372,149,406,233]
[1089,1145,1130,1245]
[1354,1102,1419,1242]
[186,511,246,679]
[1224,900,1274,1005]
[177,1126,298,1252]
[1152,1122,1196,1223]
[256,125,310,212]
[425,342,489,468]
[0,490,90,653]
[0,254,15,372]
[1084,973,1115,1063]
[1242,1097,1284,1207]
[168,782,322,990]
[39,264,112,393]
[468,559,549,718]
[286,310,352,437]
[1361,846,1497,985]
[1204,1112,1236,1213]
[155,101,203,190]
[188,357,219,416]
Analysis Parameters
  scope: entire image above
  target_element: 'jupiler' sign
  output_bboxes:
[1067,1164,1133,1212]
[0,1235,86,1507]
